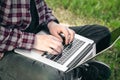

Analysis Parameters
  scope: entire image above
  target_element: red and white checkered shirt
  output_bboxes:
[0,0,57,58]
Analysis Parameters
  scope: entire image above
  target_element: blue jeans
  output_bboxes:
[0,25,111,80]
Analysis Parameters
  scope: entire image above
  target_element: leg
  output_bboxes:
[70,24,111,53]
[69,25,111,80]
[0,51,84,80]
[0,51,62,80]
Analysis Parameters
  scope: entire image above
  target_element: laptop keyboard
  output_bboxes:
[43,38,85,64]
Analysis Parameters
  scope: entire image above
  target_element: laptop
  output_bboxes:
[15,30,96,72]
[15,27,120,72]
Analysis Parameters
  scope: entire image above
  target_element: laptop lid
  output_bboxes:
[82,27,120,63]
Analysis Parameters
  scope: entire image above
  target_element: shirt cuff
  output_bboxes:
[18,32,35,50]
[48,19,59,24]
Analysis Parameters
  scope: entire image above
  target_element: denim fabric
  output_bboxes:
[0,52,62,80]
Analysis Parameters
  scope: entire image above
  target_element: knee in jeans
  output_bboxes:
[0,72,15,80]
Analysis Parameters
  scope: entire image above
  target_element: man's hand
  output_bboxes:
[33,21,75,55]
[48,21,75,45]
[33,34,63,55]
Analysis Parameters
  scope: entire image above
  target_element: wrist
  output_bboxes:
[18,32,35,50]
[47,20,59,28]
[47,21,58,29]
[33,34,38,49]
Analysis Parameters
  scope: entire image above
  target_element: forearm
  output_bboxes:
[0,26,35,53]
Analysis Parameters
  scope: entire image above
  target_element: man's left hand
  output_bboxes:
[48,21,75,45]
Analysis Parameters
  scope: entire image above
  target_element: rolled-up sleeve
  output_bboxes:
[43,1,59,24]
[0,26,35,53]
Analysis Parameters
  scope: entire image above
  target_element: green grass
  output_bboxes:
[46,0,120,29]
[45,0,120,80]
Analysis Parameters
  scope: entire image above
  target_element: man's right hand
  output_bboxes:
[33,34,63,55]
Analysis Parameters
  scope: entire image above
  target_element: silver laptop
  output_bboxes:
[15,30,96,72]
[15,27,120,72]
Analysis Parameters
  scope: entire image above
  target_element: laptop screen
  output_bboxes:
[110,27,120,45]
[82,27,120,64]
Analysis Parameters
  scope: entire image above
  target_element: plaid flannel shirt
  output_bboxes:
[0,0,58,58]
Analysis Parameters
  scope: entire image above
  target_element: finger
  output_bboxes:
[68,29,75,43]
[50,47,62,54]
[52,32,63,42]
[49,40,63,54]
[62,27,70,45]
[50,35,63,42]
[46,47,59,55]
